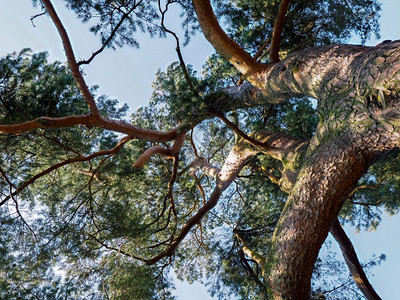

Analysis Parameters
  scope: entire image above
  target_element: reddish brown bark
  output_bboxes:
[270,0,290,63]
[192,0,263,76]
[41,0,100,117]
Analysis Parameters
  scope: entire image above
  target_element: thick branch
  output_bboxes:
[188,157,220,178]
[133,133,186,168]
[330,219,382,300]
[270,0,290,63]
[217,41,400,105]
[0,115,178,143]
[192,0,263,76]
[41,0,100,116]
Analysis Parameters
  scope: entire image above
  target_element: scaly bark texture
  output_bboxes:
[263,40,400,298]
[196,41,400,298]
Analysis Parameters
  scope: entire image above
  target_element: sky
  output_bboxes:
[0,0,399,299]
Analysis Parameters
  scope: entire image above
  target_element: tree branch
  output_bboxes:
[211,110,274,150]
[234,230,267,277]
[159,0,198,97]
[145,137,261,265]
[78,3,140,66]
[270,0,290,63]
[330,219,382,300]
[192,0,263,76]
[0,115,179,143]
[0,136,130,207]
[132,132,186,168]
[40,0,100,116]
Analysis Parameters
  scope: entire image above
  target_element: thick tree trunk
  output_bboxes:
[268,134,372,299]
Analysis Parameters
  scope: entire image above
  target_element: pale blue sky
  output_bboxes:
[0,0,399,299]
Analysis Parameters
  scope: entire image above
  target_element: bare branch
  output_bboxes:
[0,166,38,240]
[158,0,198,97]
[78,4,139,65]
[30,11,47,27]
[211,110,274,150]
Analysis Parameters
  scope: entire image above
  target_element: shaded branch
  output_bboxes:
[235,230,267,277]
[0,166,38,240]
[270,0,290,63]
[211,110,274,150]
[330,219,382,300]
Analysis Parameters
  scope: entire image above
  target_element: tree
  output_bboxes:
[0,0,399,299]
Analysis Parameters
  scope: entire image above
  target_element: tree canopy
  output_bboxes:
[0,0,399,299]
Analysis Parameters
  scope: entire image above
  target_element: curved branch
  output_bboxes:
[145,138,260,265]
[41,0,100,116]
[133,132,186,168]
[0,137,130,207]
[270,0,290,63]
[211,110,274,150]
[330,219,382,300]
[192,0,263,76]
[78,3,140,66]
[0,115,179,143]
[159,0,198,96]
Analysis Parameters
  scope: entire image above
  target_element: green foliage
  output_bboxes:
[340,150,400,232]
[215,0,381,59]
[0,0,394,299]
[0,49,87,123]
[311,241,385,299]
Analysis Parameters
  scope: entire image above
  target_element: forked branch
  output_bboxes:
[145,138,260,265]
[78,3,141,66]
